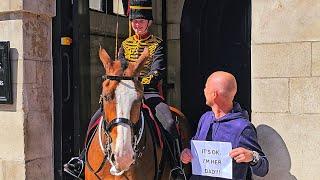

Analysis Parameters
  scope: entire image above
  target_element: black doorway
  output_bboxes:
[181,0,251,128]
[53,0,90,179]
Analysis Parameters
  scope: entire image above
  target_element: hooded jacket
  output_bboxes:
[190,103,269,180]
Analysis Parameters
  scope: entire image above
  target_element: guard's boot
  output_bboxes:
[63,152,85,179]
[168,137,186,180]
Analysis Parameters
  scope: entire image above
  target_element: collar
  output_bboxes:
[134,33,151,41]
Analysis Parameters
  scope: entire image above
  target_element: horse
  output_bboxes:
[84,47,191,180]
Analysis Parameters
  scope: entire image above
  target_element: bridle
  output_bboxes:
[86,74,145,178]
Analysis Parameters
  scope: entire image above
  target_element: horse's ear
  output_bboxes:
[132,47,149,75]
[99,46,112,69]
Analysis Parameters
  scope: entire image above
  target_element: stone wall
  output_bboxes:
[0,0,55,179]
[251,0,320,179]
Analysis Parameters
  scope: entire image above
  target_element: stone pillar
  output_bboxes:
[251,0,320,179]
[166,0,184,108]
[151,0,182,106]
[0,0,55,179]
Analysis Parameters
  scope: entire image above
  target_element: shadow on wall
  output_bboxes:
[253,125,297,180]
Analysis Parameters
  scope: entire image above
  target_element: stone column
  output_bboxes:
[0,0,55,179]
[166,0,184,108]
[251,0,320,179]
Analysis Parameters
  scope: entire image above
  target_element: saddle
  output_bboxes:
[141,103,164,148]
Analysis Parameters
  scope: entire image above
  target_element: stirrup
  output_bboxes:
[63,157,84,180]
[169,166,187,180]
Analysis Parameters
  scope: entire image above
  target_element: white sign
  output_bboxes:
[191,140,232,179]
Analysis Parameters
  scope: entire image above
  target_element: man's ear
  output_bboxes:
[212,90,218,99]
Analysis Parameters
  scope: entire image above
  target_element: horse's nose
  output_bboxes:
[109,152,135,176]
[114,151,135,170]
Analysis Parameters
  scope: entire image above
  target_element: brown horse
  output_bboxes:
[85,47,191,180]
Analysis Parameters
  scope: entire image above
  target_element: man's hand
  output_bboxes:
[229,147,253,163]
[180,148,193,164]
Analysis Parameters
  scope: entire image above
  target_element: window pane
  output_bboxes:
[113,0,126,16]
[90,0,105,12]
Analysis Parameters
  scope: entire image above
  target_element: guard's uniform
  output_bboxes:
[119,34,165,93]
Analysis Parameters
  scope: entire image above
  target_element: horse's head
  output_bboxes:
[98,47,149,175]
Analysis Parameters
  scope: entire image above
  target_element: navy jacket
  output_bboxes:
[190,103,269,180]
[118,34,165,93]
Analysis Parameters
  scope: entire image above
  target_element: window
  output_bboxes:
[89,0,106,12]
[89,0,127,16]
[111,0,126,16]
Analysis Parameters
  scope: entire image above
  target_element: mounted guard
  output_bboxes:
[63,0,188,179]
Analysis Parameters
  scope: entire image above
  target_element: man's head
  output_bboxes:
[129,0,153,36]
[204,71,237,107]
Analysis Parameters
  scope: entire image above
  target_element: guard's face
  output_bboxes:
[131,19,150,36]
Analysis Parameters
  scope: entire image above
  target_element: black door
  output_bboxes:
[53,0,74,178]
[181,0,251,129]
[53,0,90,179]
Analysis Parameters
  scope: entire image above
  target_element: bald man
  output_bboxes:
[181,71,269,180]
